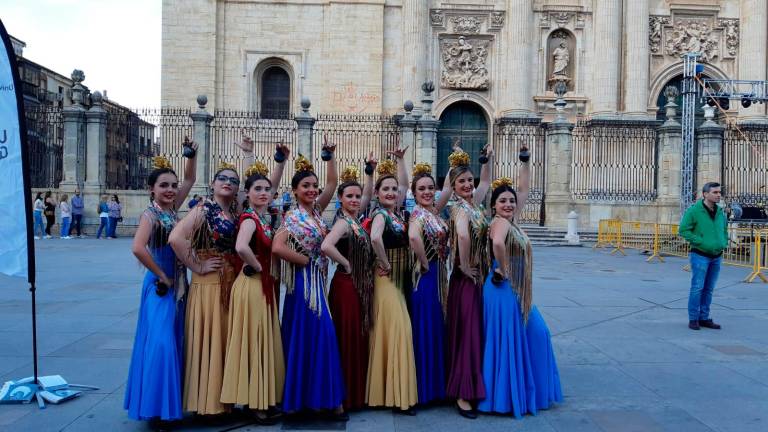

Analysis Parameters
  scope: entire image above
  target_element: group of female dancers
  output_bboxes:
[123,136,562,430]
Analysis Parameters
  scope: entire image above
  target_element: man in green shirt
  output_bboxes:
[678,182,728,331]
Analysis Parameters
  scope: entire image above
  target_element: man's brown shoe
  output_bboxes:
[699,319,721,329]
[689,320,700,330]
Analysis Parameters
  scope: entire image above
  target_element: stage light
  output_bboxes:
[720,97,730,110]
[707,97,717,107]
[741,98,752,108]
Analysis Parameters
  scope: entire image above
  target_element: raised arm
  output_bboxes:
[131,213,173,288]
[316,137,338,211]
[387,147,409,208]
[473,144,493,207]
[361,152,377,212]
[513,146,531,223]
[370,213,390,276]
[321,220,351,273]
[408,218,429,273]
[455,209,479,283]
[234,218,262,272]
[435,172,453,213]
[489,217,510,279]
[175,136,198,209]
[269,141,290,192]
[272,228,309,267]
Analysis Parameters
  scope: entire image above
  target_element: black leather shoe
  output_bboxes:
[393,407,416,416]
[456,403,478,419]
[689,320,700,330]
[699,319,721,329]
[329,411,350,422]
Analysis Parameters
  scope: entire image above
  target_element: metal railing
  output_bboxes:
[723,123,768,207]
[595,218,768,283]
[105,106,156,190]
[25,106,63,188]
[572,120,659,201]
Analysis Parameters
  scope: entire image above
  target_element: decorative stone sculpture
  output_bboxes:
[649,16,669,54]
[71,69,85,84]
[490,11,504,27]
[430,10,444,26]
[665,19,719,62]
[450,16,481,34]
[552,42,570,76]
[718,19,739,57]
[440,36,490,90]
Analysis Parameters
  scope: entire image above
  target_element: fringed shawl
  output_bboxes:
[276,206,329,316]
[188,199,242,310]
[494,217,533,322]
[372,208,412,293]
[449,197,490,281]
[338,213,375,331]
[410,205,449,314]
[144,202,188,302]
[239,208,277,306]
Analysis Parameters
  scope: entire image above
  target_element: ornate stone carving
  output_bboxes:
[449,16,481,34]
[430,10,444,26]
[71,69,85,84]
[440,36,489,90]
[718,19,739,57]
[575,13,586,29]
[490,11,505,27]
[552,12,572,27]
[665,19,719,62]
[547,30,574,91]
[539,13,550,28]
[649,16,669,54]
[552,42,570,76]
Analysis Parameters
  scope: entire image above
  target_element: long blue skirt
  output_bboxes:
[408,260,446,404]
[526,306,563,410]
[478,261,535,416]
[124,245,185,421]
[281,263,345,411]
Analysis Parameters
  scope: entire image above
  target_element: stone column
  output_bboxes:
[189,95,213,195]
[415,84,439,167]
[590,0,622,118]
[656,105,683,223]
[400,101,417,166]
[84,92,107,192]
[695,107,724,194]
[501,0,534,117]
[738,0,768,122]
[402,1,429,102]
[623,0,650,118]
[544,117,574,228]
[295,96,316,159]
[59,106,85,192]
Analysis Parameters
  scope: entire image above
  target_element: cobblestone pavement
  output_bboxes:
[0,238,766,431]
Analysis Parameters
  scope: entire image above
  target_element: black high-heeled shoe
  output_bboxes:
[393,407,417,416]
[456,402,478,419]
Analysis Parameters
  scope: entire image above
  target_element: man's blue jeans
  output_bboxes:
[688,252,722,322]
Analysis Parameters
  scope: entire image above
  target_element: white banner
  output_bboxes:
[0,21,30,280]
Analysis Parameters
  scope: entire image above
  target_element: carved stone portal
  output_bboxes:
[650,16,739,62]
[440,36,490,90]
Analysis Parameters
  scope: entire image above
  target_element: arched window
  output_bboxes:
[260,66,290,119]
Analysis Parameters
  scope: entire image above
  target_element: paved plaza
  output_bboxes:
[0,238,766,431]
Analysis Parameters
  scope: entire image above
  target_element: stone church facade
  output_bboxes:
[161,0,767,122]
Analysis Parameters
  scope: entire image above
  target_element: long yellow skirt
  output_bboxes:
[365,275,418,409]
[183,272,229,415]
[220,271,285,409]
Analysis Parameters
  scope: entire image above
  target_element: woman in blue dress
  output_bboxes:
[272,147,348,420]
[479,146,562,416]
[124,139,197,428]
[407,162,452,405]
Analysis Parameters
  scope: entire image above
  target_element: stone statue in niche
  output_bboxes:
[547,31,573,92]
[440,36,490,90]
[552,42,570,76]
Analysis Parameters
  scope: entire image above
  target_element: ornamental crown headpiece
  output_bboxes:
[244,161,269,178]
[294,154,314,173]
[152,156,173,170]
[448,150,470,168]
[340,166,359,183]
[413,162,432,176]
[216,161,237,173]
[491,177,515,191]
[376,159,397,177]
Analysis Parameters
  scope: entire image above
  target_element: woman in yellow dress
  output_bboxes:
[366,150,418,415]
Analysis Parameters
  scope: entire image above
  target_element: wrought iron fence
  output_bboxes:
[723,123,768,207]
[571,119,659,201]
[312,113,401,187]
[210,110,298,194]
[493,118,546,225]
[135,108,193,184]
[105,106,156,190]
[25,105,63,188]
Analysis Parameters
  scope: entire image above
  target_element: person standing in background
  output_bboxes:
[70,188,84,238]
[33,192,45,239]
[96,195,110,239]
[108,194,122,239]
[59,194,72,239]
[43,190,56,239]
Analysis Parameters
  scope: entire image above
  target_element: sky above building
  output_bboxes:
[1,0,160,108]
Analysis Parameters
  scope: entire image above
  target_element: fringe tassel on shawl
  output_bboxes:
[275,227,327,318]
[447,199,490,312]
[506,223,533,322]
[347,227,374,332]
